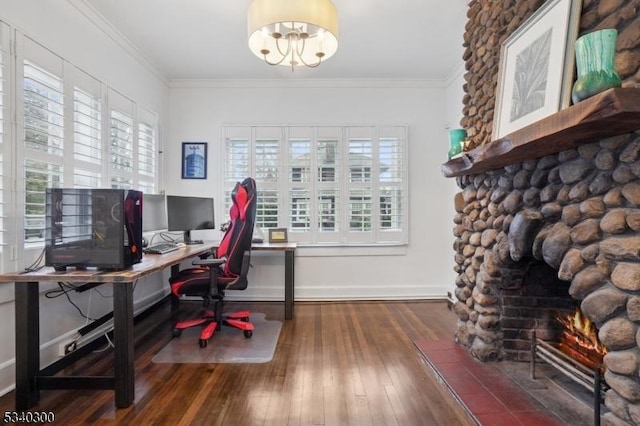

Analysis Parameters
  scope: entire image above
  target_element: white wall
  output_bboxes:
[0,0,170,396]
[168,79,459,301]
[446,61,466,130]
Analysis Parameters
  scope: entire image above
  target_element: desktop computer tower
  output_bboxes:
[45,188,143,271]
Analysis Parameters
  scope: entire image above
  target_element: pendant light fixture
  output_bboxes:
[247,0,339,71]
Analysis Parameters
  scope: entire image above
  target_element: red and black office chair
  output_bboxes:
[169,177,257,348]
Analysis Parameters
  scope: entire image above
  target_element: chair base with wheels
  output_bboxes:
[172,292,254,348]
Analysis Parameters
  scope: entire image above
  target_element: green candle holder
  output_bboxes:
[448,128,466,159]
[571,29,621,104]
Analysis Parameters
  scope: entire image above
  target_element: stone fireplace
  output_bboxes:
[447,105,640,424]
[446,1,640,424]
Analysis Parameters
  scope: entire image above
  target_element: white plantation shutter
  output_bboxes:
[224,125,407,246]
[108,89,134,189]
[254,127,282,230]
[224,126,282,230]
[0,21,8,262]
[73,68,103,188]
[224,126,251,222]
[109,93,159,193]
[9,31,161,259]
[377,126,406,243]
[288,127,312,234]
[312,126,342,243]
[346,127,374,243]
[20,36,66,243]
[137,106,158,194]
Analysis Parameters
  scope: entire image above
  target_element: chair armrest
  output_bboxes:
[192,257,226,266]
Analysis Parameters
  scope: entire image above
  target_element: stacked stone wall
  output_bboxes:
[461,0,640,151]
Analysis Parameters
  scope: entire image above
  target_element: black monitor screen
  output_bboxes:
[166,195,215,244]
[142,194,168,232]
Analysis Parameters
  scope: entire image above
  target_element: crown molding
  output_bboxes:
[170,78,446,89]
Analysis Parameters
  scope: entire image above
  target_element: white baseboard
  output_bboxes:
[224,283,451,301]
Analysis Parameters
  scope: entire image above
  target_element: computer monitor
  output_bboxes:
[166,195,215,244]
[142,194,168,232]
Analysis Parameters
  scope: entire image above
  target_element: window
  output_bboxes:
[109,91,134,189]
[224,125,408,245]
[73,70,103,188]
[0,21,8,261]
[14,34,160,248]
[21,44,65,243]
[137,106,158,194]
[108,92,158,193]
[224,127,281,230]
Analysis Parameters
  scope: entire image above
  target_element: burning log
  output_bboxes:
[557,309,607,374]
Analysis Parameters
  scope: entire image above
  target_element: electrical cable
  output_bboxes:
[24,248,46,272]
[91,332,115,353]
[148,231,179,246]
[91,286,112,298]
[44,282,97,321]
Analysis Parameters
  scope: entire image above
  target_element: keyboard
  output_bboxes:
[143,242,180,254]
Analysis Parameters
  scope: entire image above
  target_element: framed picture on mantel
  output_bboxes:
[492,0,582,140]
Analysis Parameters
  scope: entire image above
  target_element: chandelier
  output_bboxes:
[247,0,339,71]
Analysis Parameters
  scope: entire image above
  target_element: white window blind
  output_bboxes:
[254,127,281,229]
[223,127,250,223]
[314,127,342,241]
[224,125,408,246]
[73,69,103,188]
[223,126,281,230]
[379,129,405,234]
[8,31,161,259]
[21,37,66,243]
[108,89,134,189]
[107,91,159,192]
[137,106,158,194]
[0,21,8,257]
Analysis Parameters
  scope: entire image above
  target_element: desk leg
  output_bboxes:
[284,250,294,320]
[113,283,134,408]
[170,264,180,312]
[15,281,40,409]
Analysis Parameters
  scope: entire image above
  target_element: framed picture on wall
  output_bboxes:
[181,142,207,179]
[492,0,581,139]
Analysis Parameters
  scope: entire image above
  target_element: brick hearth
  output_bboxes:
[415,339,596,425]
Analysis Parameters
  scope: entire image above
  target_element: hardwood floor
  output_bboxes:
[0,300,475,425]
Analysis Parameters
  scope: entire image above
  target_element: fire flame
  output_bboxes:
[557,308,607,357]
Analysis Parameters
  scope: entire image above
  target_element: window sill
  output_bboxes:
[294,244,407,257]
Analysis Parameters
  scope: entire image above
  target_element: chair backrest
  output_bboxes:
[217,177,257,277]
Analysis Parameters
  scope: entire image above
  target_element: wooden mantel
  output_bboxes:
[441,88,640,178]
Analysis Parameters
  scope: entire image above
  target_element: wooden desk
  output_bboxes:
[0,240,296,410]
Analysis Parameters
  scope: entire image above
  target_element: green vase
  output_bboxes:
[571,29,621,104]
[448,128,466,159]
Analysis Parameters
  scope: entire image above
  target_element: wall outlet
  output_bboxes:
[58,340,77,357]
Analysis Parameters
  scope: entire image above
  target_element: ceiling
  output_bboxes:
[82,0,469,81]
